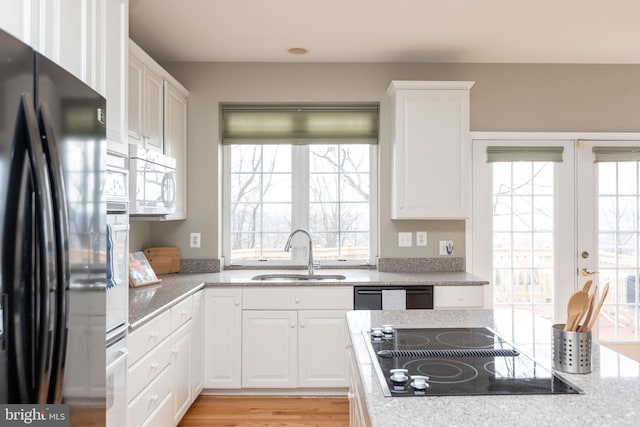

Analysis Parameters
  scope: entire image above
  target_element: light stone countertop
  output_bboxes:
[128,269,488,329]
[347,309,640,427]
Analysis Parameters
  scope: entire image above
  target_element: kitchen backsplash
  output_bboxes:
[180,258,221,273]
[377,257,464,273]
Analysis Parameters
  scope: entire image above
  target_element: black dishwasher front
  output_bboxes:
[353,286,434,310]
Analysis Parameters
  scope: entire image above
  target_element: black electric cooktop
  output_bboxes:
[363,326,581,397]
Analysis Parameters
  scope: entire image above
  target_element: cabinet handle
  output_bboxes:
[181,309,188,317]
[150,331,159,339]
[234,300,240,306]
[458,297,464,301]
[150,394,159,402]
[150,362,159,370]
[290,323,296,328]
[294,298,301,304]
[300,322,305,328]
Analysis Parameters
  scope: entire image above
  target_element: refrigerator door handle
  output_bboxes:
[5,128,33,403]
[20,94,58,404]
[38,102,70,404]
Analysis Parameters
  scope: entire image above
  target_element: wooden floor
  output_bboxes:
[178,395,349,427]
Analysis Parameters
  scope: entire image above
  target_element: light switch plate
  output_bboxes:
[416,231,428,246]
[398,232,412,247]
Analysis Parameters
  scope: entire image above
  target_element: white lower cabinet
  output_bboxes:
[347,347,370,427]
[298,310,349,388]
[191,290,204,396]
[128,365,172,427]
[128,291,203,427]
[244,287,351,390]
[140,392,173,427]
[434,285,485,308]
[203,288,243,388]
[204,286,352,391]
[171,321,192,425]
[242,310,298,388]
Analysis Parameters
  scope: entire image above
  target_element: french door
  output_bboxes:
[472,138,640,343]
[577,140,640,341]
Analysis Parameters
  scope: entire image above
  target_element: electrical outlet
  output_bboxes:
[439,240,454,255]
[190,232,201,248]
[398,232,412,247]
[416,231,428,246]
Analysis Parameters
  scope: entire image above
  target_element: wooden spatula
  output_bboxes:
[564,290,590,331]
[578,285,597,332]
[586,282,610,332]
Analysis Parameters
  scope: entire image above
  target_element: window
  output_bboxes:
[221,104,378,267]
[492,161,555,320]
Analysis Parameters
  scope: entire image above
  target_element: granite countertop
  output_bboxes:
[347,309,640,427]
[128,269,488,329]
[199,269,489,286]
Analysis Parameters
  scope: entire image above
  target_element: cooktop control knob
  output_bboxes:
[410,375,430,391]
[371,328,384,339]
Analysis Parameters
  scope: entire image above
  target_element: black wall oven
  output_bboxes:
[354,286,434,310]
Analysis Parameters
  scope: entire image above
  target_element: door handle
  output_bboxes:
[580,268,599,276]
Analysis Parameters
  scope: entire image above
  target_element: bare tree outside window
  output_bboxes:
[228,143,371,263]
[492,161,554,320]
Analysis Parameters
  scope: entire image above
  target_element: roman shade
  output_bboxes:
[486,146,564,162]
[592,146,640,162]
[221,104,379,144]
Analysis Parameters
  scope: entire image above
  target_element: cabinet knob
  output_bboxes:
[234,300,240,306]
[150,394,159,402]
[150,362,159,370]
[294,298,301,304]
[458,297,464,301]
[300,322,305,328]
[150,331,159,339]
[290,323,296,328]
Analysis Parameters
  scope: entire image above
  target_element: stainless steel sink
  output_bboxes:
[251,273,346,281]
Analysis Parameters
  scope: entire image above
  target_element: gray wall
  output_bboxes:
[130,62,640,264]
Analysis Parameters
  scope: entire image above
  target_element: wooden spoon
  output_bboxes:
[578,285,597,332]
[586,282,610,332]
[581,280,593,293]
[564,290,590,331]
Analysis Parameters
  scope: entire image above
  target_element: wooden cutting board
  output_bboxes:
[143,247,180,274]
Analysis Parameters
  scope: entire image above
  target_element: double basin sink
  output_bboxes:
[251,273,346,281]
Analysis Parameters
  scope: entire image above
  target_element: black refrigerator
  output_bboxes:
[0,28,107,424]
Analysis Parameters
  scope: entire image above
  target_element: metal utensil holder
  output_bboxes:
[552,324,592,374]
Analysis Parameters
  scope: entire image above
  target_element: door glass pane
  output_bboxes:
[598,161,640,340]
[493,162,554,321]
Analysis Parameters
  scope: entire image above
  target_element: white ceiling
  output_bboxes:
[129,0,640,64]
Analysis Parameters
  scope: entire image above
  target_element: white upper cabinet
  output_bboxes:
[0,1,37,46]
[163,80,188,220]
[0,0,107,95]
[388,81,474,219]
[128,40,164,152]
[105,0,129,156]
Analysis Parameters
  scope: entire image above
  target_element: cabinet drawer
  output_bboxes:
[243,287,353,310]
[434,286,484,308]
[128,310,171,367]
[127,337,171,402]
[128,365,172,427]
[171,296,193,331]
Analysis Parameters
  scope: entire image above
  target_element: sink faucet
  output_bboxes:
[284,229,315,275]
